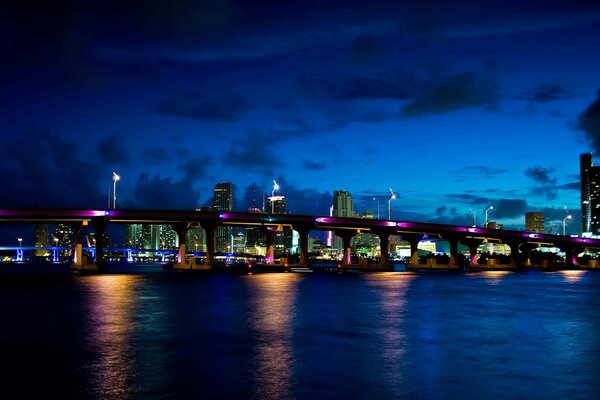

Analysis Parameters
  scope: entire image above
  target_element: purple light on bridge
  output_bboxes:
[315,217,335,223]
[468,227,485,234]
[397,222,419,228]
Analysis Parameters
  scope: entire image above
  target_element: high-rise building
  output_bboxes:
[580,153,600,235]
[54,223,73,247]
[213,183,233,252]
[267,194,292,256]
[525,212,545,233]
[34,223,50,256]
[187,227,205,253]
[332,190,355,251]
[333,190,354,218]
[124,224,143,248]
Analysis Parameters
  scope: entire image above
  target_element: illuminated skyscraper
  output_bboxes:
[580,153,600,235]
[332,190,355,251]
[213,182,233,252]
[34,223,50,256]
[124,224,143,248]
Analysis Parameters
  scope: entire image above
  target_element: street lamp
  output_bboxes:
[485,205,494,228]
[373,197,380,219]
[271,179,279,213]
[17,238,22,247]
[563,215,572,236]
[112,172,120,209]
[388,188,397,220]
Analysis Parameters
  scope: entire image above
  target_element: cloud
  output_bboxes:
[445,193,490,204]
[153,92,248,121]
[302,160,326,171]
[132,173,200,209]
[177,157,211,182]
[576,89,600,153]
[0,128,105,208]
[456,165,508,178]
[267,177,332,215]
[493,199,528,219]
[524,166,557,185]
[400,72,499,116]
[224,130,281,173]
[96,133,131,165]
[516,84,575,102]
[351,34,380,62]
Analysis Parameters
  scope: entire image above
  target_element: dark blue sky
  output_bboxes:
[1,0,600,234]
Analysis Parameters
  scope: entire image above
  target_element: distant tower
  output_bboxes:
[332,190,355,251]
[213,182,233,252]
[124,224,143,248]
[34,223,50,256]
[525,212,545,233]
[580,153,600,236]
[268,193,292,255]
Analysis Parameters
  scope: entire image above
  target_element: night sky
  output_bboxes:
[2,1,600,235]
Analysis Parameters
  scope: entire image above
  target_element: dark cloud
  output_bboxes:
[576,89,600,153]
[154,92,247,122]
[143,147,172,164]
[445,193,489,204]
[177,157,211,182]
[97,133,131,165]
[302,160,326,171]
[457,165,508,178]
[401,72,499,117]
[224,130,281,173]
[132,173,200,209]
[435,205,447,216]
[0,128,104,208]
[516,84,575,102]
[493,199,528,219]
[242,182,265,211]
[525,166,557,185]
[268,177,332,215]
[351,34,380,62]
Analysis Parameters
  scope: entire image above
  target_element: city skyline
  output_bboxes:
[1,1,600,234]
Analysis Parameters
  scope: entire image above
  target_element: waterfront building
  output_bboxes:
[213,182,233,253]
[34,223,50,256]
[187,226,205,253]
[332,190,355,252]
[267,194,292,256]
[580,153,600,236]
[124,224,143,248]
[525,212,546,233]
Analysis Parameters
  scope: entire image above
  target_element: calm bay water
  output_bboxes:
[1,268,599,399]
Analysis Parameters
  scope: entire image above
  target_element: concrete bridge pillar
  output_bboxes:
[462,238,484,266]
[87,217,106,271]
[558,245,581,268]
[172,222,195,270]
[372,228,394,267]
[505,240,525,268]
[401,234,421,266]
[335,230,356,265]
[261,227,276,264]
[203,223,217,268]
[70,220,88,270]
[446,236,461,269]
[292,224,311,267]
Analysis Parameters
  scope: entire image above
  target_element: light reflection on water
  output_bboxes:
[1,269,600,399]
[246,273,300,399]
[80,275,139,399]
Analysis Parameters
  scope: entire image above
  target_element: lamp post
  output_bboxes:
[271,180,279,213]
[112,172,120,209]
[485,205,493,228]
[563,214,572,236]
[388,188,397,220]
[18,238,22,247]
[373,197,380,219]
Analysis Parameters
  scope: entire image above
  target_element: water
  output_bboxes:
[1,268,599,399]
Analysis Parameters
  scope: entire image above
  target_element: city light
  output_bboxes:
[563,214,572,236]
[485,205,494,228]
[388,188,397,220]
[112,172,120,210]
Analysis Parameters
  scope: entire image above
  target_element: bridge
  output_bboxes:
[1,208,599,271]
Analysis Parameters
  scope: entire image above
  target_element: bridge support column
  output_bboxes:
[172,223,196,270]
[402,234,421,267]
[71,221,87,270]
[559,245,581,269]
[505,240,525,269]
[263,227,276,264]
[462,238,484,267]
[293,224,311,267]
[202,223,217,269]
[81,218,106,272]
[372,228,394,269]
[335,230,356,266]
[446,236,461,269]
